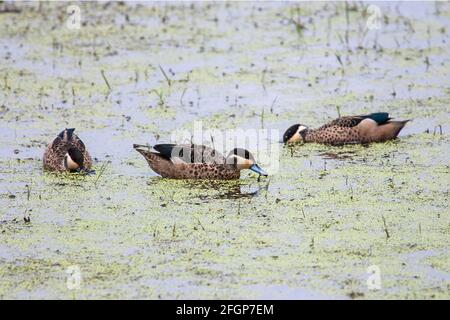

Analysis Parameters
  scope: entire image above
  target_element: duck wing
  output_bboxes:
[153,144,226,164]
[322,112,391,128]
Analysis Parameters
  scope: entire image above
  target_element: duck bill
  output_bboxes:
[250,164,268,176]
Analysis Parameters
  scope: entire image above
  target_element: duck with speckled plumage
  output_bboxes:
[283,112,409,145]
[43,128,94,174]
[133,143,268,180]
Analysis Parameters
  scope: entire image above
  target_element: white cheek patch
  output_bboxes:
[287,133,301,142]
[64,153,80,170]
[227,155,251,167]
[288,126,308,142]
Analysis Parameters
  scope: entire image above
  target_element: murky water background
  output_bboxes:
[0,1,449,299]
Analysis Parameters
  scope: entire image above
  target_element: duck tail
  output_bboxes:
[389,119,411,126]
[133,144,152,156]
[386,120,410,138]
[133,144,151,150]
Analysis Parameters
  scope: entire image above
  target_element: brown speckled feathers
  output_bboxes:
[133,144,268,180]
[284,113,409,145]
[133,144,239,179]
[43,128,92,172]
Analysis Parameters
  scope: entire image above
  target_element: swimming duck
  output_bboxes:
[133,143,268,180]
[283,112,409,145]
[43,128,93,173]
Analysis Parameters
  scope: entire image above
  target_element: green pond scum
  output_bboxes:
[0,1,449,299]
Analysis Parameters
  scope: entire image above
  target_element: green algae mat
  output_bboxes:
[0,2,449,299]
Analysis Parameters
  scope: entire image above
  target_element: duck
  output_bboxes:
[133,143,268,180]
[43,128,93,173]
[283,112,409,145]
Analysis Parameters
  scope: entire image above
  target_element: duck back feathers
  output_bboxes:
[43,128,92,172]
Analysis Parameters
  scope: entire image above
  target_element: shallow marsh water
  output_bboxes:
[0,1,449,299]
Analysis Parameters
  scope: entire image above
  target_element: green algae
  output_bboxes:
[0,1,449,300]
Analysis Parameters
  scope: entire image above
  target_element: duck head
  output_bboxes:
[283,124,308,143]
[226,148,268,176]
